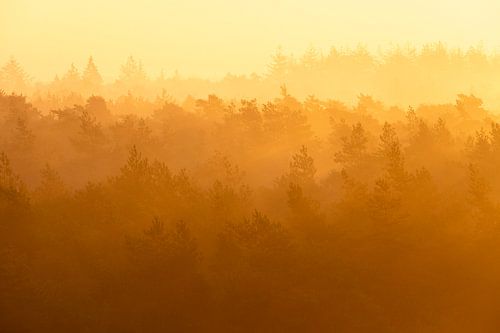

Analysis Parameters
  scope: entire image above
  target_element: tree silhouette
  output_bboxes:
[268,47,288,79]
[335,122,368,166]
[82,57,103,94]
[0,57,29,93]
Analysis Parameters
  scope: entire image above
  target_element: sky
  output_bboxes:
[1,0,500,81]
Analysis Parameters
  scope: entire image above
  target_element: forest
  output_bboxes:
[2,46,500,332]
[3,43,500,110]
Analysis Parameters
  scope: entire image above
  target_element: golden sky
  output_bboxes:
[2,0,500,81]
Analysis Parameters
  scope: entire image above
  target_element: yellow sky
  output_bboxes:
[2,0,500,81]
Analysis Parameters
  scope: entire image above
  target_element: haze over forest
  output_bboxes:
[2,1,500,332]
[3,43,500,110]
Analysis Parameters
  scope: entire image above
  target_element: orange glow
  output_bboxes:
[2,2,500,332]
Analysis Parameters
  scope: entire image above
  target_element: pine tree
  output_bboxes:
[34,164,67,201]
[378,123,407,186]
[62,63,81,91]
[13,117,35,151]
[289,145,316,183]
[0,152,27,217]
[335,123,368,166]
[82,57,103,93]
[268,47,288,78]
[301,45,319,69]
[0,57,29,93]
[120,56,147,83]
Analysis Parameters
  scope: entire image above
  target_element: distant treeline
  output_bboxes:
[2,43,500,110]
